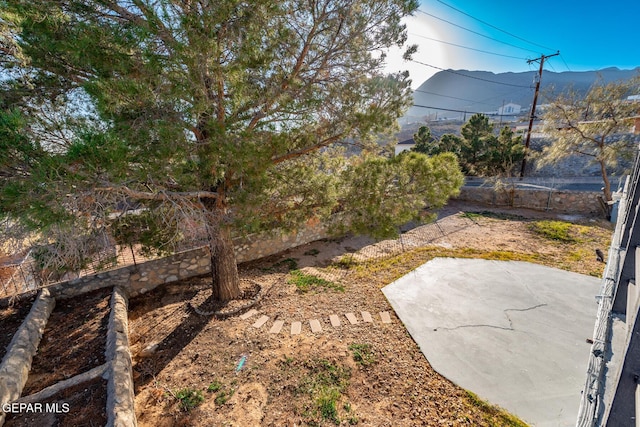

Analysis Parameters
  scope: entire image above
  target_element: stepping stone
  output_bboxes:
[380,311,392,324]
[291,321,302,335]
[361,311,373,323]
[269,320,285,334]
[240,309,258,320]
[329,314,341,327]
[309,319,322,333]
[252,315,269,329]
[345,312,358,325]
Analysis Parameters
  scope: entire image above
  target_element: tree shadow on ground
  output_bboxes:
[128,278,214,390]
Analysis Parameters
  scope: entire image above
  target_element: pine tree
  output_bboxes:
[1,0,463,301]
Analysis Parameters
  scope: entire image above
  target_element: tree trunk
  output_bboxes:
[599,160,612,202]
[599,159,613,220]
[209,226,241,302]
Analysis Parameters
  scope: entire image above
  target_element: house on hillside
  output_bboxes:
[395,138,415,156]
[498,103,522,116]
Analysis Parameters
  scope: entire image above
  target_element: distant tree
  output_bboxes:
[411,125,438,155]
[439,133,463,157]
[483,126,524,176]
[0,0,465,301]
[459,113,493,175]
[540,76,640,205]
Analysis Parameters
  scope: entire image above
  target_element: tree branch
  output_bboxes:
[270,134,343,164]
[575,150,596,158]
[247,15,319,130]
[95,186,218,201]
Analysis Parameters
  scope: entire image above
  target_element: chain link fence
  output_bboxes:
[0,244,165,298]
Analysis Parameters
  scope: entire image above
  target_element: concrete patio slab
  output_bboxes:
[382,258,600,427]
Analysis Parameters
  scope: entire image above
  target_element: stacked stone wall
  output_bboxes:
[44,220,332,299]
[457,187,603,216]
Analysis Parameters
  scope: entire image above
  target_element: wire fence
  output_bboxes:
[0,243,166,299]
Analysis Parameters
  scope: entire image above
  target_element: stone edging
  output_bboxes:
[0,288,55,426]
[105,286,137,427]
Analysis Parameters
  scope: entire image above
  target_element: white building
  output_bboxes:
[498,103,522,116]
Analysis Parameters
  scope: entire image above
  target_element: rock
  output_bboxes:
[140,342,160,357]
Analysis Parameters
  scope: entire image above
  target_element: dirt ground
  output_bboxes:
[4,377,108,427]
[0,201,613,426]
[22,287,111,395]
[128,202,611,426]
[0,295,35,361]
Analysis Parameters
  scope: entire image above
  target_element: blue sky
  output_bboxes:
[385,0,640,87]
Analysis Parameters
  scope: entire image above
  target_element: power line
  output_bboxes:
[409,32,526,60]
[411,60,533,88]
[435,0,556,52]
[560,54,572,72]
[416,9,540,55]
[413,88,495,107]
[412,103,517,118]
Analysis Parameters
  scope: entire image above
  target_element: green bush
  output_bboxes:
[530,220,578,243]
[175,387,204,411]
[289,270,344,292]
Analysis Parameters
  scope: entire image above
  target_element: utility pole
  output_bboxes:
[519,51,560,178]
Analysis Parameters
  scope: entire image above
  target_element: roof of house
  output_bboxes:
[397,138,415,145]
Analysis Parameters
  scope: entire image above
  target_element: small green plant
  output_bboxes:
[207,381,223,393]
[461,211,483,220]
[334,254,357,269]
[274,257,299,270]
[281,355,295,367]
[465,391,528,426]
[317,388,341,424]
[304,248,320,256]
[462,211,525,221]
[289,269,344,292]
[298,359,351,425]
[530,220,579,243]
[175,387,204,412]
[348,343,376,366]
[215,389,235,405]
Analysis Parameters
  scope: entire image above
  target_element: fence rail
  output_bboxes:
[0,244,165,299]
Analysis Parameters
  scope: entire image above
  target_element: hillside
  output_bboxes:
[404,67,640,123]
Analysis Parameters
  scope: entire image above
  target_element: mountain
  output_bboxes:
[403,67,640,123]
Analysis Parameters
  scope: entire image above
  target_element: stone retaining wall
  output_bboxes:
[44,220,333,300]
[105,287,136,427]
[233,218,329,263]
[457,187,604,216]
[47,247,212,299]
[0,289,55,425]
